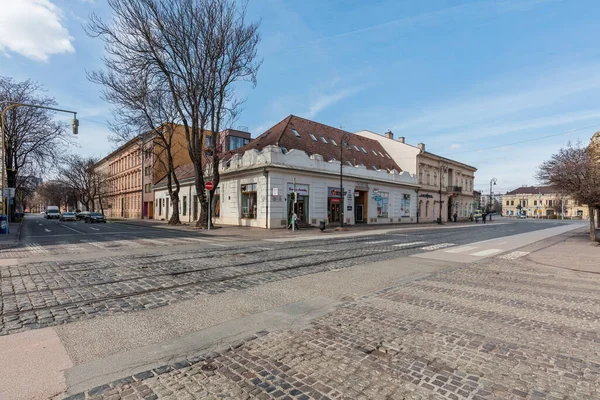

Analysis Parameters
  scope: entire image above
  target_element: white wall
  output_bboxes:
[355,130,420,175]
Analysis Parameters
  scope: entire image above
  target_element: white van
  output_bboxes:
[45,206,60,219]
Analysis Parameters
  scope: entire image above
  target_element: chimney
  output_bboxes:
[384,130,394,140]
[417,143,425,151]
[398,136,405,143]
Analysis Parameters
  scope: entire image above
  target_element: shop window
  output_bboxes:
[241,183,257,219]
[376,192,389,218]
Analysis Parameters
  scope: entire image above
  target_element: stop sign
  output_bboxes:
[205,181,214,191]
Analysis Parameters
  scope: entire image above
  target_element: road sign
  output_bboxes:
[2,188,15,198]
[205,181,214,191]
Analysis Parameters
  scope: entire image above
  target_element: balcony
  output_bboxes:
[446,186,463,194]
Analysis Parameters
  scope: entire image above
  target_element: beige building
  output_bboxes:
[502,186,589,219]
[355,130,477,222]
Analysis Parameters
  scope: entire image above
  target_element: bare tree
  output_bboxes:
[86,0,261,227]
[87,46,185,224]
[537,142,600,242]
[0,77,70,217]
[36,181,75,210]
[59,155,101,211]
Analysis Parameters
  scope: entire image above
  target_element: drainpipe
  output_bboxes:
[263,169,269,229]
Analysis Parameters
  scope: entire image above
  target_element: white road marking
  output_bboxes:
[498,251,530,260]
[210,243,227,247]
[90,227,100,231]
[257,247,274,251]
[44,229,51,233]
[421,243,455,251]
[470,248,503,257]
[136,238,169,246]
[364,240,395,245]
[393,241,427,248]
[444,246,477,254]
[60,224,86,234]
[25,243,49,255]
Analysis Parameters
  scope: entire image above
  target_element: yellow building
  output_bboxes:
[502,186,589,219]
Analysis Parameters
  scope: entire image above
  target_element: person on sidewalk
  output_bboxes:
[453,212,458,223]
[482,212,487,224]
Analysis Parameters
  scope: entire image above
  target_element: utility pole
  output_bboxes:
[489,178,497,221]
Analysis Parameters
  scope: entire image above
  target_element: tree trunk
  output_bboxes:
[168,193,181,225]
[589,206,597,242]
[596,207,600,229]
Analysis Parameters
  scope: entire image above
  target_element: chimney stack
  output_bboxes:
[384,130,394,140]
[398,136,405,143]
[417,142,425,152]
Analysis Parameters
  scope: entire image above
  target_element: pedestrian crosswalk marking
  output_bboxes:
[421,243,455,251]
[24,243,49,255]
[470,248,502,257]
[394,241,427,248]
[498,251,530,260]
[444,246,477,254]
[364,240,395,245]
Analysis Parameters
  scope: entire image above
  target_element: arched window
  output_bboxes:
[425,201,429,217]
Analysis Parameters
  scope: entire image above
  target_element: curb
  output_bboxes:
[61,330,269,400]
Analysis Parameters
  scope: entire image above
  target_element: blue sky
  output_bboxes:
[1,0,599,194]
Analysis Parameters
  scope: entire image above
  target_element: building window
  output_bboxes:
[372,149,378,156]
[534,200,537,205]
[182,196,187,216]
[360,147,367,154]
[241,183,257,219]
[330,139,338,146]
[419,170,423,184]
[378,151,385,157]
[433,172,437,186]
[320,136,328,144]
[426,172,431,186]
[205,135,213,148]
[511,200,514,206]
[346,161,353,167]
[426,201,429,217]
[292,128,300,138]
[353,145,360,151]
[309,133,317,141]
[376,192,389,218]
[145,183,151,193]
[506,200,509,206]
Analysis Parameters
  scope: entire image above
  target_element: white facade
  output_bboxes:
[154,145,420,228]
[355,130,420,174]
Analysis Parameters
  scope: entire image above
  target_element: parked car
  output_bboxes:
[84,212,106,223]
[60,212,77,222]
[76,211,91,221]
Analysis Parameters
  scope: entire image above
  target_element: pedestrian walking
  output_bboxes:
[482,212,487,224]
[453,212,458,223]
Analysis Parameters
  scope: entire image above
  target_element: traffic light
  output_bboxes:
[291,192,298,203]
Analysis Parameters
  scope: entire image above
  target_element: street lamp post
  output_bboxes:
[489,178,497,221]
[1,102,78,230]
[339,132,350,228]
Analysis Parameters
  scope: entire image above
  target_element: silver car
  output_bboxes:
[60,212,77,221]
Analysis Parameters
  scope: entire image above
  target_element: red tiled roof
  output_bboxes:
[229,115,401,171]
[506,186,558,195]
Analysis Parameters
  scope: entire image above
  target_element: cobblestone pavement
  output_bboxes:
[64,253,600,400]
[0,223,574,336]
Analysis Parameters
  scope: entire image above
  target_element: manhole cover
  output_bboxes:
[201,363,217,372]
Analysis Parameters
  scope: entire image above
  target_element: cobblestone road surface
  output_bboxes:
[65,253,600,400]
[0,223,573,336]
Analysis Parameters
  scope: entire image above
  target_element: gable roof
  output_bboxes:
[231,115,402,171]
[506,186,558,195]
[154,163,195,187]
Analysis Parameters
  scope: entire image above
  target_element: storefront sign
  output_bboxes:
[272,188,279,196]
[347,190,353,202]
[354,191,359,197]
[347,206,353,211]
[330,197,340,203]
[373,195,382,202]
[288,183,309,195]
[328,187,345,198]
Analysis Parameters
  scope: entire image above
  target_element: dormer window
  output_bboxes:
[346,161,353,166]
[309,133,317,141]
[330,139,338,146]
[320,136,328,144]
[372,165,378,171]
[353,145,360,151]
[280,146,288,154]
[292,128,300,138]
[372,149,378,156]
[360,147,367,154]
[378,151,385,157]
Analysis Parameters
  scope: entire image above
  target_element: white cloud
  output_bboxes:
[305,86,366,119]
[0,0,74,62]
[449,143,461,150]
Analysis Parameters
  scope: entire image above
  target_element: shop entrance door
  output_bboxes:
[296,199,306,223]
[355,204,364,222]
[330,202,340,223]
